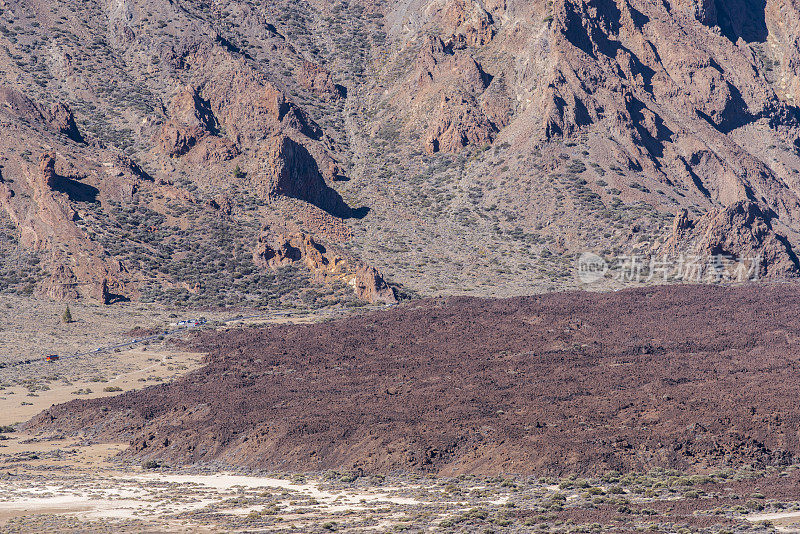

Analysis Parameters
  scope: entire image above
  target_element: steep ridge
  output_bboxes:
[1,0,800,302]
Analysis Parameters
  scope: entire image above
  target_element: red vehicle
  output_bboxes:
[45,355,60,362]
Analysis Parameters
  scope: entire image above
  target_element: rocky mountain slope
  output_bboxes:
[1,0,800,304]
[26,283,800,475]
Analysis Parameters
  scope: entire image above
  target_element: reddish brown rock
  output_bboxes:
[442,0,495,46]
[297,61,343,100]
[183,136,239,165]
[0,87,82,142]
[351,263,397,305]
[22,154,130,302]
[97,279,112,305]
[158,87,217,157]
[672,208,694,235]
[45,102,83,143]
[414,36,490,93]
[42,263,80,301]
[660,201,800,278]
[411,35,510,154]
[0,85,43,122]
[253,232,345,274]
[38,153,61,191]
[186,46,322,143]
[254,231,396,304]
[101,154,153,203]
[260,135,350,217]
[425,91,499,154]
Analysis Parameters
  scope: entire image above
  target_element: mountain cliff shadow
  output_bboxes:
[696,81,754,134]
[714,0,767,43]
[313,185,364,220]
[562,1,655,93]
[682,160,712,198]
[104,292,130,305]
[52,175,99,203]
[275,138,367,220]
[628,98,674,159]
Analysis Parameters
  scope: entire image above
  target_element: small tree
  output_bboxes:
[233,165,246,179]
[62,305,73,324]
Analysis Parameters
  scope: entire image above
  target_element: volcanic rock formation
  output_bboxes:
[660,201,800,278]
[26,284,800,474]
[260,135,352,218]
[253,231,397,304]
[2,0,800,303]
[158,87,219,157]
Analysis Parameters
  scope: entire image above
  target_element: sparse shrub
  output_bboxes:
[62,305,73,324]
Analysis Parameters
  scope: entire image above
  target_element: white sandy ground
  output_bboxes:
[0,471,427,523]
[747,511,800,532]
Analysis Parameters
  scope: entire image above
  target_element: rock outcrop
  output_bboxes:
[158,87,218,157]
[414,36,490,93]
[0,86,83,142]
[660,201,800,279]
[46,102,83,143]
[186,45,322,143]
[530,0,800,221]
[24,153,81,250]
[441,0,496,46]
[253,231,397,304]
[0,85,42,122]
[101,154,154,204]
[350,263,398,305]
[41,263,80,301]
[425,91,501,154]
[259,135,351,218]
[412,35,511,154]
[21,154,129,302]
[297,61,343,100]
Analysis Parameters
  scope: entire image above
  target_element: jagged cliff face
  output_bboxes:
[0,0,799,304]
[355,0,800,287]
[378,0,800,203]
